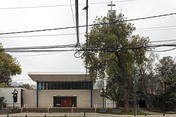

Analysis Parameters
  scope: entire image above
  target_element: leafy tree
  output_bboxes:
[0,97,6,108]
[155,56,176,110]
[134,52,161,109]
[0,44,22,85]
[155,56,174,90]
[96,79,104,89]
[18,83,33,90]
[0,82,8,87]
[0,82,8,108]
[82,14,149,112]
[100,86,123,108]
[134,55,176,111]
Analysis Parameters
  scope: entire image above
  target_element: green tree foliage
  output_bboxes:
[96,79,104,89]
[18,83,33,90]
[100,86,123,108]
[82,14,149,112]
[0,44,21,85]
[136,55,176,111]
[135,52,161,109]
[0,97,6,108]
[155,56,176,110]
[0,82,8,87]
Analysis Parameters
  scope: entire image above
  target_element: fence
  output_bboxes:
[95,103,138,109]
[0,103,24,108]
[95,103,116,108]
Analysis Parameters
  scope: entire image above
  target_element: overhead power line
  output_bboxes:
[11,52,60,57]
[0,26,80,35]
[0,12,176,35]
[69,0,75,26]
[3,44,76,50]
[3,41,176,52]
[137,25,176,31]
[1,25,176,38]
[150,39,176,43]
[3,44,176,53]
[0,33,85,38]
[0,0,136,10]
[128,12,176,21]
[4,49,77,52]
[152,47,176,52]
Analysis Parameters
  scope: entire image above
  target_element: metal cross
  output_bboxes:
[107,1,116,10]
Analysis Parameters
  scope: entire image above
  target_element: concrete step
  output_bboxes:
[23,108,95,113]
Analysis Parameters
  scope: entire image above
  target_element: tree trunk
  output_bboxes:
[123,86,130,113]
[115,102,119,109]
[115,52,130,113]
[122,72,130,113]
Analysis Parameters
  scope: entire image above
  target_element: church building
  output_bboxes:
[23,73,103,108]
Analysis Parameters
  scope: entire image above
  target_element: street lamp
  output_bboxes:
[12,89,18,108]
[133,71,136,116]
[100,88,105,109]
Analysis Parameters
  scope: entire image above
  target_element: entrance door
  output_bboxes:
[54,97,61,107]
[61,97,72,107]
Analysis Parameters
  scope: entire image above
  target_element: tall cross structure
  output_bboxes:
[107,1,116,19]
[107,1,116,10]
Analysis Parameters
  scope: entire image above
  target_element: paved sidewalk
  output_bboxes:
[0,112,176,117]
[139,108,162,115]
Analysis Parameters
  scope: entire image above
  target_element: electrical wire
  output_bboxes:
[0,43,171,51]
[69,0,75,26]
[128,12,176,22]
[1,25,176,38]
[11,52,60,57]
[3,44,176,53]
[1,12,176,35]
[149,39,176,43]
[4,49,77,52]
[3,44,76,50]
[0,26,80,35]
[1,39,176,54]
[151,47,176,52]
[0,0,136,10]
[136,27,176,32]
[137,25,176,31]
[0,30,176,39]
[0,33,85,38]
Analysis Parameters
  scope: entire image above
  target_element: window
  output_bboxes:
[55,82,58,89]
[71,82,74,89]
[65,82,68,89]
[53,82,55,89]
[45,82,48,89]
[67,82,70,89]
[58,82,60,89]
[60,82,63,89]
[85,82,89,89]
[38,81,92,90]
[48,82,51,89]
[43,82,46,89]
[51,82,54,89]
[73,82,78,89]
[41,82,43,89]
[78,82,81,89]
[82,82,85,89]
[38,82,41,89]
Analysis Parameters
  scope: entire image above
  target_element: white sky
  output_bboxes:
[0,0,176,85]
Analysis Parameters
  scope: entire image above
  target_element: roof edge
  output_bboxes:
[28,72,89,75]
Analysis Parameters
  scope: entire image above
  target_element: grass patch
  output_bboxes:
[123,111,152,115]
[13,116,88,117]
[97,111,152,115]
